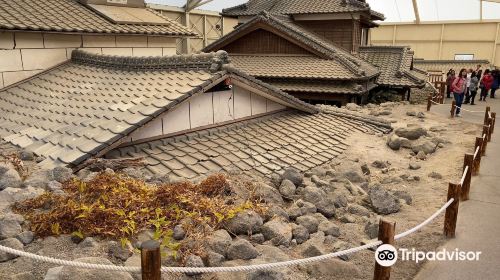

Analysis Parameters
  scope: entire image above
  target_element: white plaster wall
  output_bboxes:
[189,93,214,128]
[162,102,191,135]
[233,86,252,119]
[251,92,267,115]
[0,31,177,89]
[213,90,235,123]
[267,99,286,112]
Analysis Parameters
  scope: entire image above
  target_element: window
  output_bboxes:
[361,28,369,46]
[454,54,474,61]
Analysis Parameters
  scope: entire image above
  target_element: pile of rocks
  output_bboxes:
[386,124,449,160]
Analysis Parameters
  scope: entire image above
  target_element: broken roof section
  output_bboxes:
[359,46,427,88]
[0,0,195,36]
[223,0,384,20]
[0,50,316,169]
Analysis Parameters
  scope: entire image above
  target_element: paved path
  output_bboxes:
[414,97,500,280]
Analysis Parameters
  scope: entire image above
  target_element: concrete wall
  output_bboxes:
[128,85,286,143]
[369,20,500,67]
[0,31,177,89]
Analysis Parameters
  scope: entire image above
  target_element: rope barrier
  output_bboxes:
[460,166,469,185]
[474,146,480,160]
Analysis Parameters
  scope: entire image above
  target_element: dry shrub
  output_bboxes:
[14,172,264,261]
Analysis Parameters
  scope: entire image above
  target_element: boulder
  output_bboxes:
[0,219,22,239]
[278,179,296,199]
[406,111,417,116]
[51,167,73,183]
[347,204,371,217]
[264,205,289,221]
[416,151,427,160]
[364,220,379,239]
[409,162,421,170]
[184,255,204,276]
[59,257,134,279]
[311,167,327,177]
[78,237,99,248]
[247,270,285,280]
[281,168,304,186]
[339,215,356,223]
[393,190,413,205]
[318,221,340,237]
[260,218,292,246]
[255,183,284,204]
[0,238,23,262]
[302,187,337,217]
[299,233,326,257]
[361,164,371,175]
[1,186,44,204]
[395,126,427,140]
[412,140,437,155]
[45,266,63,280]
[387,134,403,150]
[108,241,133,261]
[417,112,426,119]
[227,239,258,260]
[296,215,320,233]
[371,161,389,169]
[23,170,51,189]
[16,231,34,245]
[206,229,232,256]
[19,151,35,161]
[224,211,263,235]
[292,224,310,245]
[172,225,185,240]
[0,169,22,190]
[206,251,225,267]
[369,185,401,215]
[249,233,265,244]
[343,170,365,183]
[428,172,443,179]
[333,194,348,208]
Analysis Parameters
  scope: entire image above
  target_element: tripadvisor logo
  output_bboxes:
[374,245,482,266]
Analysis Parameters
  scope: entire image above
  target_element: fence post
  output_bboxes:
[141,240,161,280]
[427,95,432,112]
[492,112,496,134]
[450,100,456,117]
[373,219,396,280]
[473,137,483,176]
[487,117,493,142]
[484,106,491,125]
[444,182,461,238]
[482,126,489,156]
[460,154,473,201]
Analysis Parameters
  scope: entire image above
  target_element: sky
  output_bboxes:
[146,0,500,22]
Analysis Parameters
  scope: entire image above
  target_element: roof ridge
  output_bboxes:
[71,50,230,72]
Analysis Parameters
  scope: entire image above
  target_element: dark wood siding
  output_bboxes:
[296,20,363,52]
[223,29,311,54]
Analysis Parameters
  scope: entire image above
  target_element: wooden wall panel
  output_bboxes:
[224,29,311,54]
[296,20,355,51]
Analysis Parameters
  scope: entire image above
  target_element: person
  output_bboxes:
[476,64,483,80]
[451,68,467,117]
[464,69,472,104]
[491,69,499,99]
[446,69,455,98]
[468,71,479,105]
[479,69,494,101]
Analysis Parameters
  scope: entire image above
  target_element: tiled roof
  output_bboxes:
[413,59,492,73]
[223,0,384,20]
[204,13,380,80]
[359,46,427,88]
[108,110,391,179]
[0,50,316,169]
[265,80,365,94]
[0,0,195,36]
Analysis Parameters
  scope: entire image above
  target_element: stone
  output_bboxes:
[292,224,309,245]
[247,270,285,280]
[369,185,401,215]
[428,172,443,179]
[206,229,232,256]
[250,233,265,244]
[19,151,35,161]
[51,166,73,183]
[264,205,289,221]
[123,254,141,279]
[333,193,348,208]
[318,221,340,237]
[278,179,296,199]
[224,210,263,235]
[347,204,371,217]
[11,272,33,280]
[185,255,204,276]
[59,257,134,279]
[286,204,302,220]
[0,169,22,190]
[339,215,356,223]
[270,173,282,188]
[361,164,371,175]
[387,134,403,150]
[406,111,417,116]
[0,219,22,239]
[302,187,337,217]
[311,167,327,177]
[23,170,51,189]
[372,160,389,169]
[255,183,284,204]
[260,218,292,246]
[345,103,360,111]
[296,200,317,215]
[16,231,34,245]
[409,162,421,170]
[45,266,63,280]
[365,220,379,239]
[1,186,44,204]
[393,190,413,205]
[206,250,225,267]
[400,138,413,149]
[0,238,23,262]
[296,215,320,233]
[300,236,326,257]
[416,151,427,160]
[412,140,437,155]
[343,170,365,183]
[227,239,258,260]
[47,180,63,192]
[395,126,427,140]
[79,237,99,248]
[173,225,185,240]
[0,213,24,224]
[281,168,304,186]
[108,241,133,261]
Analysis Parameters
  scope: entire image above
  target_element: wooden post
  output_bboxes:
[444,182,461,238]
[484,106,491,125]
[473,137,483,175]
[460,154,474,201]
[141,240,161,280]
[450,100,456,117]
[487,118,493,142]
[427,95,432,111]
[373,219,396,280]
[492,112,496,134]
[482,126,489,156]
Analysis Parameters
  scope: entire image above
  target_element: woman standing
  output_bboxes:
[464,69,473,104]
[451,69,467,117]
[479,70,494,101]
[491,70,499,99]
[446,69,456,98]
[469,72,479,105]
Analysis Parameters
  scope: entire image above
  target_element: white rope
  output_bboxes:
[430,100,446,105]
[395,198,454,240]
[460,166,469,185]
[474,146,480,159]
[452,105,484,113]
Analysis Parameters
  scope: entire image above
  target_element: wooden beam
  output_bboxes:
[412,0,421,24]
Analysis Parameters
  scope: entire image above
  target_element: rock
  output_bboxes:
[296,215,320,234]
[400,138,413,149]
[339,215,356,223]
[301,187,336,217]
[406,111,417,116]
[1,186,44,205]
[278,179,296,199]
[270,173,282,188]
[381,176,403,184]
[318,221,340,237]
[303,258,361,279]
[206,250,225,267]
[300,235,326,257]
[16,231,34,245]
[255,183,284,204]
[316,198,336,218]
[11,272,34,280]
[393,190,413,205]
[45,266,63,280]
[206,229,232,256]
[333,193,348,208]
[79,237,99,248]
[50,167,73,183]
[409,162,421,170]
[371,160,388,169]
[281,168,304,186]
[227,239,258,260]
[416,151,427,160]
[395,126,427,140]
[0,219,22,239]
[343,170,365,183]
[0,213,24,224]
[428,172,443,179]
[347,204,371,217]
[412,140,437,155]
[250,233,265,244]
[59,257,134,279]
[47,180,63,192]
[311,175,329,188]
[23,170,51,189]
[311,167,327,177]
[0,169,22,190]
[361,164,371,175]
[292,224,310,245]
[173,225,186,240]
[264,205,289,221]
[108,241,133,261]
[345,103,360,111]
[224,211,263,235]
[185,255,204,276]
[417,112,426,118]
[0,238,23,262]
[286,204,302,220]
[247,270,285,280]
[260,218,292,246]
[296,199,317,216]
[365,220,379,239]
[387,134,403,150]
[123,254,141,279]
[369,185,401,215]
